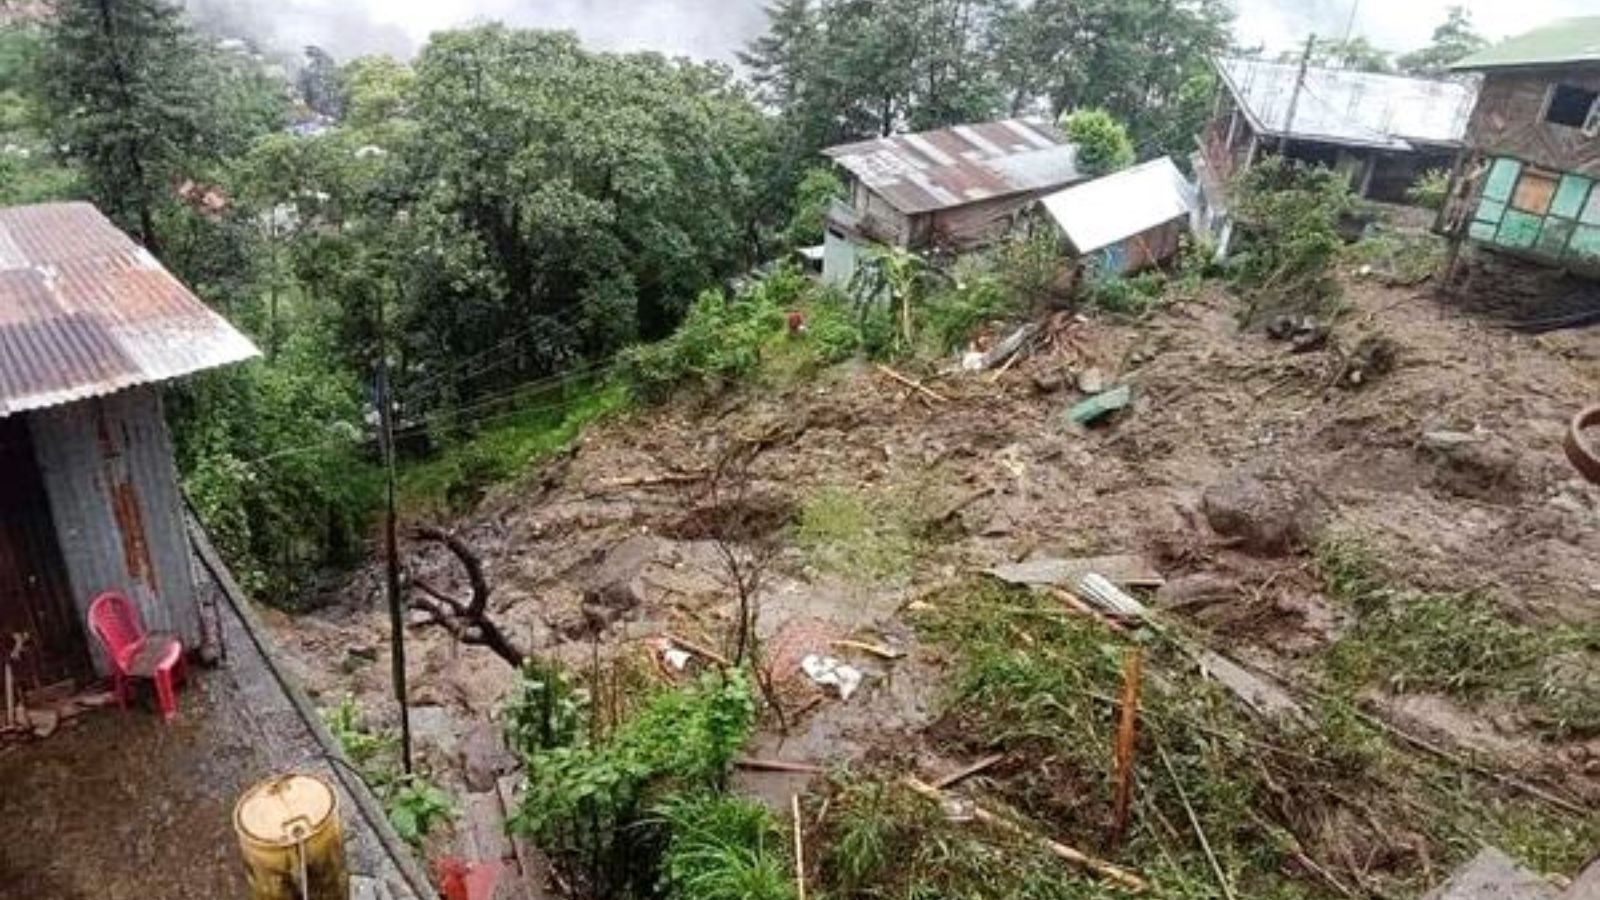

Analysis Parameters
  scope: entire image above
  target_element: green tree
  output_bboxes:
[784,166,845,248]
[992,0,1232,156]
[1291,35,1392,73]
[38,0,210,251]
[1062,108,1134,175]
[1398,6,1488,76]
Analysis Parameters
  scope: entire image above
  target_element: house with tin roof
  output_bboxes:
[820,118,1084,286]
[1194,58,1478,252]
[1441,17,1600,273]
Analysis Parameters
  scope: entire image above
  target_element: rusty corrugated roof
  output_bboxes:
[823,119,1083,216]
[0,202,260,418]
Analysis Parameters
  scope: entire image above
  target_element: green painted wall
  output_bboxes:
[1471,157,1600,265]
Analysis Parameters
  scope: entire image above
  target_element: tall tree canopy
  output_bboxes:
[1398,6,1488,76]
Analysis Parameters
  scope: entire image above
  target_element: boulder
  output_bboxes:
[585,536,657,612]
[1200,473,1319,556]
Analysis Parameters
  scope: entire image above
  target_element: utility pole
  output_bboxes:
[1283,34,1315,147]
[1341,0,1361,44]
[375,295,413,775]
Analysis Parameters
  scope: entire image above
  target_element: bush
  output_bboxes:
[1061,108,1135,176]
[1406,168,1450,210]
[656,793,795,900]
[1086,271,1168,316]
[1230,156,1351,326]
[322,695,454,845]
[784,166,846,249]
[509,669,759,898]
[620,267,816,399]
[921,270,1021,352]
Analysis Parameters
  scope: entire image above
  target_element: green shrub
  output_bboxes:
[802,291,866,364]
[1060,108,1135,175]
[1406,168,1450,210]
[321,695,454,845]
[510,669,759,898]
[922,271,1021,352]
[620,269,813,399]
[1231,156,1351,326]
[656,793,795,900]
[1086,271,1168,316]
[784,166,846,249]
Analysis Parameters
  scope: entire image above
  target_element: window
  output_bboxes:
[1544,83,1600,132]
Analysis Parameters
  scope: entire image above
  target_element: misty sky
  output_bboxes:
[194,0,1597,64]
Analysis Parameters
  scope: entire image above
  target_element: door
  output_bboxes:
[0,414,90,690]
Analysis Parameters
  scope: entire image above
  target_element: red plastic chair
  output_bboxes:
[87,591,186,723]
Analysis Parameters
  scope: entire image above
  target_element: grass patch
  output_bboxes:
[656,793,795,900]
[869,578,1600,898]
[1344,229,1445,285]
[792,484,934,583]
[1317,537,1600,736]
[397,377,630,515]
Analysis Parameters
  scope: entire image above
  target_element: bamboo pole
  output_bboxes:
[1110,647,1145,846]
[902,776,1147,892]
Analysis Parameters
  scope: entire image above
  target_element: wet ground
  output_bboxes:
[0,569,422,900]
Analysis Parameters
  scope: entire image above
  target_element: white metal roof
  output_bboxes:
[1216,57,1477,151]
[1040,158,1195,255]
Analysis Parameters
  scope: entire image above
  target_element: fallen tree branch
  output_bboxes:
[931,754,1004,790]
[902,776,1147,892]
[408,527,527,670]
[876,365,950,404]
[662,631,732,668]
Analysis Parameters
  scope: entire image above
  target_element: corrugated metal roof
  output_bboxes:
[823,119,1082,215]
[0,202,260,418]
[1217,57,1476,151]
[1041,157,1195,255]
[1453,17,1600,71]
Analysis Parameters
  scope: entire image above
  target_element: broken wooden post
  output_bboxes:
[1111,647,1144,847]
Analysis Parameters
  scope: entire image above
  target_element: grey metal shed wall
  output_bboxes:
[28,385,198,671]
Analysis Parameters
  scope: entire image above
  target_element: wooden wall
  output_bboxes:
[1466,67,1600,177]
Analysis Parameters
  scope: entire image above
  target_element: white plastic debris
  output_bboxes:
[960,351,986,371]
[801,654,863,701]
[663,648,692,671]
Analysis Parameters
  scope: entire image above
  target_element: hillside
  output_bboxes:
[267,255,1600,898]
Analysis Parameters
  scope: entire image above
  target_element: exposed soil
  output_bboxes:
[266,249,1600,882]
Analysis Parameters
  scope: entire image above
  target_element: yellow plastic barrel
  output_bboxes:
[234,773,350,900]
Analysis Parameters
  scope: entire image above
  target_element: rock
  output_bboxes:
[409,705,457,756]
[1419,432,1523,501]
[1421,847,1558,900]
[341,644,379,673]
[1076,367,1108,394]
[585,536,657,612]
[1200,473,1319,556]
[460,722,518,793]
[1031,369,1067,394]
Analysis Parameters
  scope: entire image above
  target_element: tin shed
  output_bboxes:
[0,202,258,685]
[1040,157,1197,278]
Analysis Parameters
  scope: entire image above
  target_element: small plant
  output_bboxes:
[323,694,399,769]
[385,774,456,845]
[503,657,588,758]
[1085,271,1168,316]
[321,695,455,844]
[1406,168,1451,210]
[921,269,1021,353]
[656,793,795,900]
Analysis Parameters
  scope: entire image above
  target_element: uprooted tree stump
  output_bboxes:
[408,525,527,670]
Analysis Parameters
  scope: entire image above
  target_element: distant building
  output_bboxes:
[820,119,1084,287]
[1040,157,1197,279]
[0,203,258,686]
[1194,58,1477,249]
[1442,17,1600,274]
